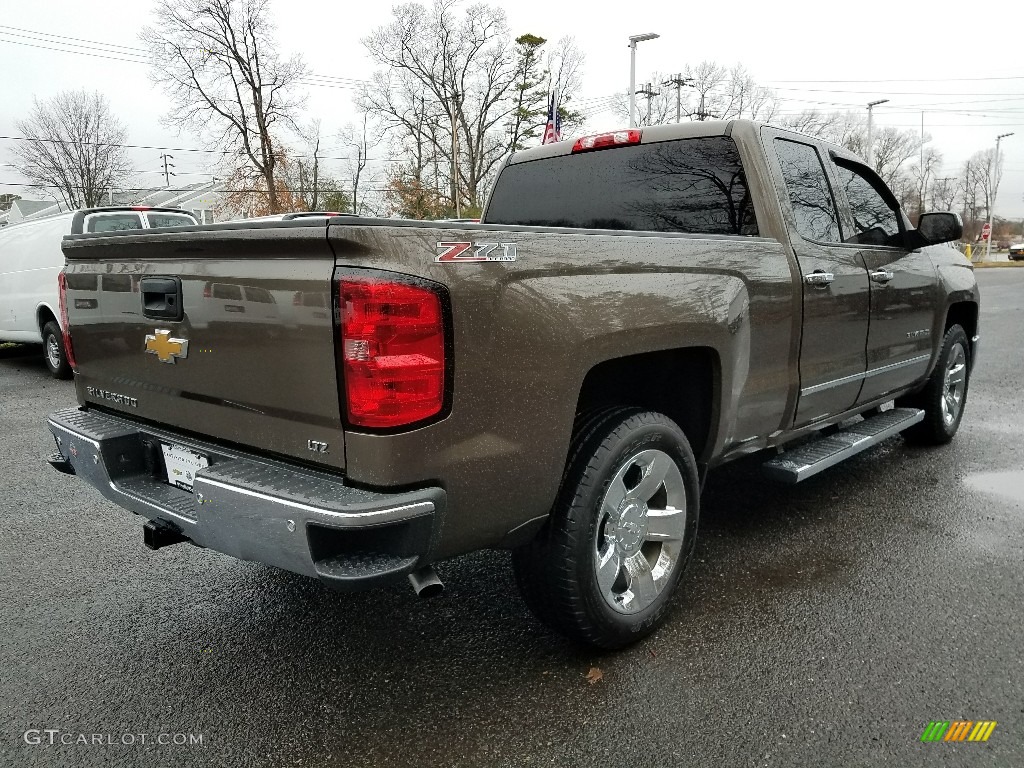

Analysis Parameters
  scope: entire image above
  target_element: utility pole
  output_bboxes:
[866,99,888,167]
[919,111,925,218]
[662,73,694,123]
[635,82,659,125]
[160,153,175,187]
[693,89,715,121]
[627,33,660,129]
[984,131,1014,261]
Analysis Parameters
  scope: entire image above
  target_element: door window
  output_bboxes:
[773,139,842,244]
[834,164,903,247]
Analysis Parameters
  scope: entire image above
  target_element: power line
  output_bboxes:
[766,75,1024,84]
[0,26,372,87]
[0,181,393,193]
[0,135,401,163]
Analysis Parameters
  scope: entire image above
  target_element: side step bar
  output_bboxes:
[763,407,924,484]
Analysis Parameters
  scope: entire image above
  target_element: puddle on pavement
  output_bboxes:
[964,470,1024,505]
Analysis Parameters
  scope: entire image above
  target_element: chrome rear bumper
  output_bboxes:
[46,407,445,589]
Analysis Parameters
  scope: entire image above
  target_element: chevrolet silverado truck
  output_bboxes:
[46,121,978,648]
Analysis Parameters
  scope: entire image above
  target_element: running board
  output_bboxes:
[763,408,924,484]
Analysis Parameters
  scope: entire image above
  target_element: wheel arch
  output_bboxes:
[36,302,60,334]
[573,347,721,466]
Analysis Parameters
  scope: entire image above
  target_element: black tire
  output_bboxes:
[41,320,72,379]
[513,408,700,649]
[900,324,970,445]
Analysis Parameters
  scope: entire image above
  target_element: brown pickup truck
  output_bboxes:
[46,121,979,648]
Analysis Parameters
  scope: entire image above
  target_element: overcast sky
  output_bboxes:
[1,0,1021,218]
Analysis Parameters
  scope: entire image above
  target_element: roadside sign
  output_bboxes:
[981,222,991,241]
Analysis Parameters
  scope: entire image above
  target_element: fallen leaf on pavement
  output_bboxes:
[585,667,603,684]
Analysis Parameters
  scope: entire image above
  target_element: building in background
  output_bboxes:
[0,181,225,227]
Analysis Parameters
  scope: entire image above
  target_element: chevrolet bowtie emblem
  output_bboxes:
[144,329,189,364]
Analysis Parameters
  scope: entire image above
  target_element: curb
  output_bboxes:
[972,261,1024,268]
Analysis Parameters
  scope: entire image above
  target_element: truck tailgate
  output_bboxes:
[61,222,345,471]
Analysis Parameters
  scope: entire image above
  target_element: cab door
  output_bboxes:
[828,158,938,402]
[764,131,870,427]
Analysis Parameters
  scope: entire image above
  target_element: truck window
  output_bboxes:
[773,139,842,244]
[244,286,274,304]
[484,136,758,236]
[212,283,243,301]
[101,274,133,293]
[86,213,144,233]
[146,212,196,228]
[833,163,903,247]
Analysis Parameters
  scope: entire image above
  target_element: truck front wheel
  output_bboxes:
[900,324,970,445]
[513,408,700,649]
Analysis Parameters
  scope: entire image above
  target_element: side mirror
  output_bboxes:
[916,212,963,245]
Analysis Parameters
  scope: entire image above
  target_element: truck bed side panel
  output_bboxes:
[330,223,796,557]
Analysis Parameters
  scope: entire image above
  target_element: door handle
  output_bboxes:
[870,269,894,284]
[804,271,835,287]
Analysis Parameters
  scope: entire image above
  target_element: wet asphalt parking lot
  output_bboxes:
[1,268,1022,768]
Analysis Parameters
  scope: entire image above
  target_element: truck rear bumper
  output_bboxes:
[46,407,445,590]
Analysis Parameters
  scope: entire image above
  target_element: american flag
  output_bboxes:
[541,91,561,144]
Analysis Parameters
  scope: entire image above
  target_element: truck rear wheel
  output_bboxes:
[42,320,72,380]
[900,324,970,445]
[513,408,700,649]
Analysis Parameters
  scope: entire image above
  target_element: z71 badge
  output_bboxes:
[435,242,517,263]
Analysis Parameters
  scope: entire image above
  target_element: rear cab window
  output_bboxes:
[86,213,144,233]
[145,212,197,228]
[484,136,759,236]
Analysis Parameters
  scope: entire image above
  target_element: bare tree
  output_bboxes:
[614,62,778,126]
[362,1,584,214]
[141,0,306,214]
[958,158,984,238]
[340,115,380,216]
[972,147,1003,225]
[11,90,131,208]
[930,176,957,212]
[909,145,942,218]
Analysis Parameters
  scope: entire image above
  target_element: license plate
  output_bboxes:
[161,443,209,492]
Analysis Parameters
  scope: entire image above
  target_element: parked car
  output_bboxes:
[1009,243,1024,261]
[47,121,977,648]
[0,206,198,377]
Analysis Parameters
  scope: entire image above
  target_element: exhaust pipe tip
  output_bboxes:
[407,566,444,598]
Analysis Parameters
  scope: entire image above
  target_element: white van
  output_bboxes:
[0,206,198,377]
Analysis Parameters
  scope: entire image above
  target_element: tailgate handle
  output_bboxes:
[140,277,183,321]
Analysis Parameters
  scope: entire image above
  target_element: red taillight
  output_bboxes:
[571,129,642,153]
[339,276,446,429]
[203,283,212,298]
[57,271,77,371]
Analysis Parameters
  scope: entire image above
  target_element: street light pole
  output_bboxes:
[866,99,888,167]
[984,131,1014,261]
[864,99,888,166]
[628,33,659,129]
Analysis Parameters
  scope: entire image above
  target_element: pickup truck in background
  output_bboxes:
[45,121,978,648]
[0,206,198,378]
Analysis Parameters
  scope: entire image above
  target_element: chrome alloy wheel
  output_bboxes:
[941,342,967,426]
[46,333,61,369]
[594,448,687,615]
